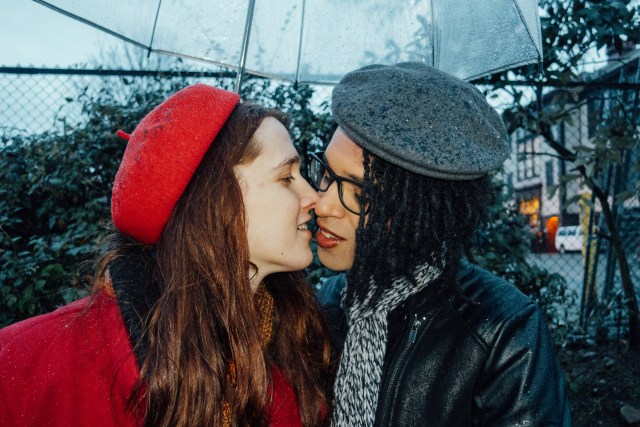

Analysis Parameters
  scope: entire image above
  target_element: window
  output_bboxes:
[545,160,555,186]
[516,135,539,180]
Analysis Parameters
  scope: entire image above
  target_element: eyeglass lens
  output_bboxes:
[309,156,362,214]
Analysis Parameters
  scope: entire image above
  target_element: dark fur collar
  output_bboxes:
[108,252,161,369]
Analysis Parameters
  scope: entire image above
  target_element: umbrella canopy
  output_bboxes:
[34,0,542,89]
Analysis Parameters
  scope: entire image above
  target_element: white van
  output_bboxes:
[554,226,582,253]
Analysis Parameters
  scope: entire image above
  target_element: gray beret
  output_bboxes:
[331,62,509,180]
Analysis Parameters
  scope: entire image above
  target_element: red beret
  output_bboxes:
[111,84,240,244]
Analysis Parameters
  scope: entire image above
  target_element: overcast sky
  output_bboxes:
[1,0,124,67]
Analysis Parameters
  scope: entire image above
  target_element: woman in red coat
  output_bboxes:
[0,84,331,427]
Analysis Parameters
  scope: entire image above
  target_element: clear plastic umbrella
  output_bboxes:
[33,0,542,91]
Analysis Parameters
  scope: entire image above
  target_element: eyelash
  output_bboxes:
[281,175,294,183]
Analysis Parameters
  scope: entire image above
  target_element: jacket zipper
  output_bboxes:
[377,314,424,425]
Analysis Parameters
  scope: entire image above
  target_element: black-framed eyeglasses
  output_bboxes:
[307,151,368,215]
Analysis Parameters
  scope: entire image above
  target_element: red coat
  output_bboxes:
[0,291,302,426]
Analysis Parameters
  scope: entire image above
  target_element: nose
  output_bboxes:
[299,178,319,211]
[313,181,343,218]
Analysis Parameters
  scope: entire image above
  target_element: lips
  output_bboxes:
[315,225,343,249]
[297,219,312,238]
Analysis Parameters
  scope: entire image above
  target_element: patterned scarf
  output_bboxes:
[222,282,275,426]
[331,263,442,426]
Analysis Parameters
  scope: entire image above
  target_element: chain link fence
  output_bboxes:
[0,67,240,138]
[1,65,639,340]
[497,58,640,341]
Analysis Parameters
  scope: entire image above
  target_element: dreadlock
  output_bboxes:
[346,150,492,306]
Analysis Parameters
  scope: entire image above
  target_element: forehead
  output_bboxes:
[252,117,297,161]
[325,127,364,173]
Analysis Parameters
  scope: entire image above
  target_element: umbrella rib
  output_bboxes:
[235,0,258,93]
[294,0,307,85]
[31,0,150,51]
[511,0,543,63]
[465,58,544,82]
[430,0,438,68]
[148,0,164,55]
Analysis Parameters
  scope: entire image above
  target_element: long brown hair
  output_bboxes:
[95,103,331,426]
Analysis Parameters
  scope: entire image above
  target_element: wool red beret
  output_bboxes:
[111,84,240,244]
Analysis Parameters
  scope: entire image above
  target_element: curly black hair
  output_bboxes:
[345,150,492,307]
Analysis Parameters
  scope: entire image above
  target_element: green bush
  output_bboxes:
[0,74,333,327]
[1,73,572,334]
[471,178,575,343]
[0,82,175,326]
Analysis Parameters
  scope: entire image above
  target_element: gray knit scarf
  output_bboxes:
[331,263,442,426]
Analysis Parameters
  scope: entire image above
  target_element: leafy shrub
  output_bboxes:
[0,76,203,326]
[2,71,572,334]
[0,73,333,327]
[471,178,576,343]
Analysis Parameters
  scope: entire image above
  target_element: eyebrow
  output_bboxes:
[272,155,300,171]
[346,172,364,183]
[322,153,364,183]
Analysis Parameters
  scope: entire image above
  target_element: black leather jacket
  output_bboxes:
[316,262,572,426]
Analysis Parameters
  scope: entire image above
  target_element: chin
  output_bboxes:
[318,249,353,272]
[283,252,314,272]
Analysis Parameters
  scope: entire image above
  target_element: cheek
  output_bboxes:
[279,187,303,216]
[347,212,361,236]
[243,191,269,240]
[247,188,299,236]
